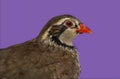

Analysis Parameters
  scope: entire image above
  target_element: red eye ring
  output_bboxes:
[65,20,73,27]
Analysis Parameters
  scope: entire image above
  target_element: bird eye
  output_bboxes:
[65,20,73,27]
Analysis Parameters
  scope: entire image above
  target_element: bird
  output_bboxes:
[0,14,92,79]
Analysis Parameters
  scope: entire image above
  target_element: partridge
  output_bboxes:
[0,14,92,79]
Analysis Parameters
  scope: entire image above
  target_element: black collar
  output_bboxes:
[51,36,75,49]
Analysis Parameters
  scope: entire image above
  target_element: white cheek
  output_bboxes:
[67,28,75,33]
[66,28,78,37]
[59,28,78,46]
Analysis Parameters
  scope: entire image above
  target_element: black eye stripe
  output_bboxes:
[75,25,78,28]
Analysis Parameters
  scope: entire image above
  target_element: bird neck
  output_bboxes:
[38,36,75,50]
[51,36,74,49]
[37,25,75,49]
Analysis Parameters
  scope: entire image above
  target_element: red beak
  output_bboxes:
[76,24,92,34]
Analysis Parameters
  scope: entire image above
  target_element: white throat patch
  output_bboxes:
[59,28,78,46]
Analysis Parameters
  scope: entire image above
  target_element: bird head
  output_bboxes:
[38,14,92,48]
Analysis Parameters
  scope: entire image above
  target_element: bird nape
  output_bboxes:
[0,14,92,79]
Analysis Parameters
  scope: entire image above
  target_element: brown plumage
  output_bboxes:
[0,14,92,79]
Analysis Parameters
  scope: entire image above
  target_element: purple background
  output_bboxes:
[1,0,120,78]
